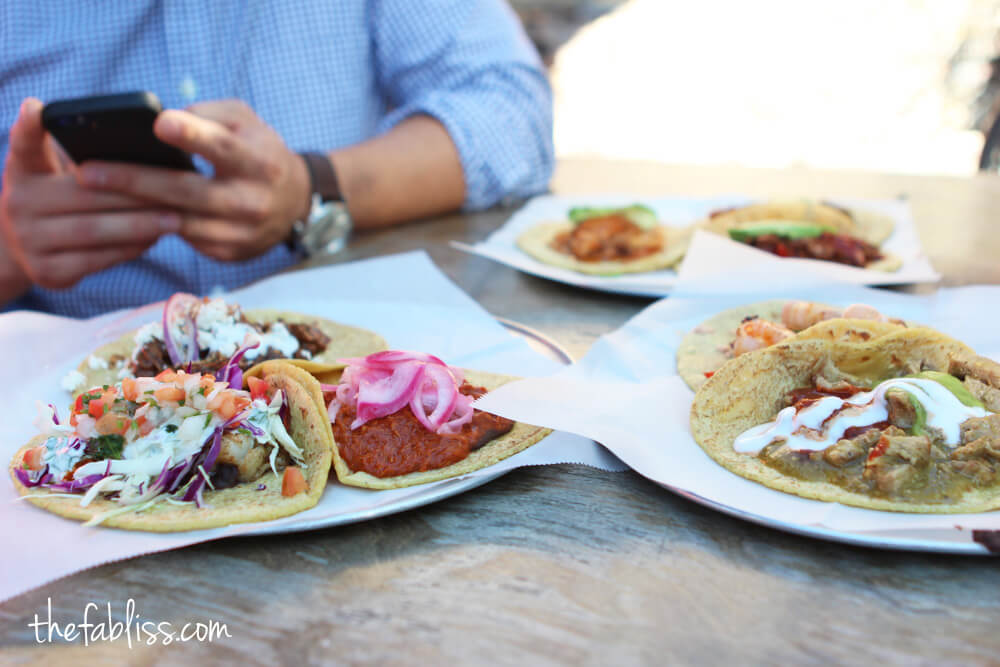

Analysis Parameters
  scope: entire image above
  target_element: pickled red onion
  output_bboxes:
[332,351,474,434]
[162,293,201,366]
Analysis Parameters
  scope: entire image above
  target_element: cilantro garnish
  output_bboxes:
[85,434,125,460]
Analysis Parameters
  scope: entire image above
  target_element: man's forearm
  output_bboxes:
[328,115,466,229]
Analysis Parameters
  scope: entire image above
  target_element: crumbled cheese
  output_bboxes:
[61,370,86,393]
[87,355,109,370]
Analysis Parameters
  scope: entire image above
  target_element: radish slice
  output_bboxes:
[162,293,201,365]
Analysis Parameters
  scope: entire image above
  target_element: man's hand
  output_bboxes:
[0,98,179,293]
[77,100,311,262]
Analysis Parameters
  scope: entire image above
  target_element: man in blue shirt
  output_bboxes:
[0,1,554,316]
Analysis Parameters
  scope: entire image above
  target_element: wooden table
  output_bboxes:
[4,160,1000,665]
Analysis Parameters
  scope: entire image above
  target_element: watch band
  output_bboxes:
[299,151,342,203]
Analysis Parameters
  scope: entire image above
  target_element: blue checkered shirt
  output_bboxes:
[0,1,553,316]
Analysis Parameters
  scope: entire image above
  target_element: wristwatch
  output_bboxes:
[288,151,353,257]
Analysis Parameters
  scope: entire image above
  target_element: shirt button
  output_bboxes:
[179,76,197,102]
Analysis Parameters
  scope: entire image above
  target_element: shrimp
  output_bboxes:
[731,318,794,357]
[780,301,844,331]
[842,303,887,321]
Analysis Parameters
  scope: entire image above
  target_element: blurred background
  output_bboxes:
[512,0,1000,175]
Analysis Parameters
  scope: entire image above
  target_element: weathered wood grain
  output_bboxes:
[3,161,1000,665]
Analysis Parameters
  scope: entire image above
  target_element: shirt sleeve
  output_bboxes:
[370,0,554,210]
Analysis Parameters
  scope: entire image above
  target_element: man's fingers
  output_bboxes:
[77,163,271,220]
[179,217,257,245]
[15,210,180,254]
[180,218,272,262]
[29,244,153,290]
[5,173,155,216]
[184,99,257,129]
[6,98,57,175]
[154,109,267,178]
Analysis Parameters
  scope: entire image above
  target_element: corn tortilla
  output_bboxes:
[10,362,333,531]
[677,299,909,391]
[516,221,691,276]
[78,308,386,390]
[700,199,898,266]
[302,365,550,489]
[688,328,1000,513]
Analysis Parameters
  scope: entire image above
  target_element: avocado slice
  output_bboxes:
[911,370,984,408]
[728,220,831,242]
[568,204,658,230]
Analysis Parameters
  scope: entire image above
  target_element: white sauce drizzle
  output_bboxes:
[733,378,990,455]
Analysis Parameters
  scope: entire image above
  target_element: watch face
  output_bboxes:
[302,200,352,256]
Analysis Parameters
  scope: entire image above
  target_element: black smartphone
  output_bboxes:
[41,91,195,171]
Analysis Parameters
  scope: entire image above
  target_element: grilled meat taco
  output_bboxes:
[257,351,551,489]
[690,327,1000,512]
[701,200,900,271]
[65,293,387,394]
[11,358,333,531]
[517,204,692,276]
[677,300,905,391]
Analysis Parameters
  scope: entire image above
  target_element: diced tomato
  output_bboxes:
[155,369,177,382]
[867,434,890,462]
[247,376,269,401]
[136,415,154,436]
[281,467,307,497]
[121,377,139,402]
[88,398,106,418]
[96,413,132,436]
[154,386,186,403]
[73,394,85,414]
[775,242,791,257]
[22,446,46,471]
[69,413,78,427]
[704,371,715,378]
[216,394,243,421]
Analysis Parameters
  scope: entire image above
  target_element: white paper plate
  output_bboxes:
[456,194,939,297]
[663,485,991,555]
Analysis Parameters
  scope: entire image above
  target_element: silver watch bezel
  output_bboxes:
[292,194,353,257]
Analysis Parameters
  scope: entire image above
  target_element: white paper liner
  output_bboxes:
[454,194,939,296]
[475,283,1000,548]
[0,251,624,603]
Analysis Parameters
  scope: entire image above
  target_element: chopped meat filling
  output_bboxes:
[743,232,882,267]
[823,429,881,467]
[863,432,931,495]
[130,319,330,377]
[551,215,663,262]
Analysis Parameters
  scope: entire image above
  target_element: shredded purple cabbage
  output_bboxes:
[215,340,261,389]
[278,394,290,426]
[47,404,61,426]
[15,465,52,488]
[181,426,223,506]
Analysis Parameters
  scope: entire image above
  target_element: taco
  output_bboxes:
[11,359,333,531]
[701,200,900,271]
[516,204,691,276]
[677,300,905,391]
[64,293,387,394]
[690,327,1000,513]
[253,351,550,489]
